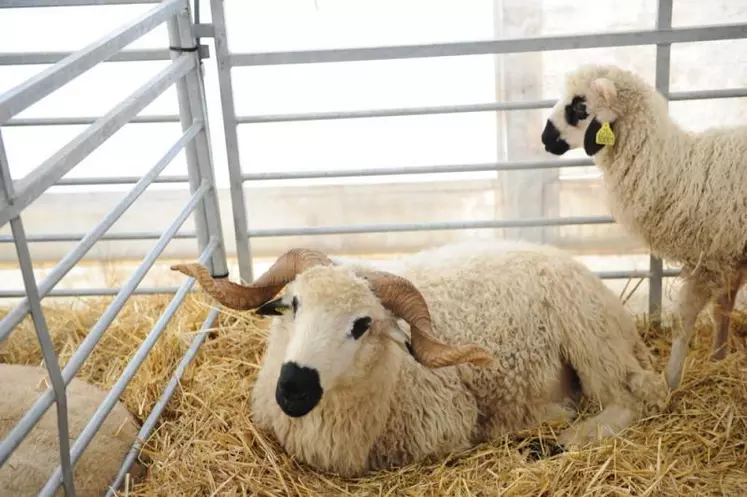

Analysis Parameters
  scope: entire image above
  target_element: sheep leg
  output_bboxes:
[665,275,712,390]
[711,270,744,360]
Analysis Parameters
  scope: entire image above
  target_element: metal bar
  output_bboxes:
[0,287,190,299]
[246,215,615,238]
[0,183,207,469]
[242,158,594,182]
[6,115,180,127]
[0,55,195,228]
[6,87,741,129]
[235,87,747,125]
[236,100,556,124]
[0,0,186,123]
[230,22,747,66]
[0,50,173,66]
[1,0,162,6]
[179,2,230,279]
[0,268,685,300]
[37,236,219,497]
[0,129,76,495]
[8,220,77,496]
[105,307,220,497]
[649,0,673,327]
[167,14,212,278]
[169,3,229,278]
[597,268,681,279]
[0,231,196,243]
[210,0,253,282]
[55,174,189,186]
[0,123,202,344]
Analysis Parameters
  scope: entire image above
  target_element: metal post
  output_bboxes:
[165,4,215,276]
[0,129,76,496]
[169,0,230,278]
[210,0,254,282]
[649,0,673,328]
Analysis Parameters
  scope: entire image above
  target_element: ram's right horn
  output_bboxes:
[171,248,334,310]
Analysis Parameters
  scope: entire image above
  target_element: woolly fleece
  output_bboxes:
[546,64,747,388]
[250,240,668,477]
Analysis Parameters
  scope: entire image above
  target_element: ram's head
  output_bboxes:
[172,248,493,417]
[542,64,621,157]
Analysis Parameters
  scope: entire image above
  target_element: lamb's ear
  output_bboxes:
[583,118,606,156]
[590,77,617,106]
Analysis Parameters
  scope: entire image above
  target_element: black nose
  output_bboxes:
[275,361,323,417]
[541,120,570,155]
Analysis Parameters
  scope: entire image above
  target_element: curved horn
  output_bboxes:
[171,248,333,310]
[361,270,494,369]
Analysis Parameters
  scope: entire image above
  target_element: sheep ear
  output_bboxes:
[255,298,290,316]
[590,77,617,105]
[385,325,413,356]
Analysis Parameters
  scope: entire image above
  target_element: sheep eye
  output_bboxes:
[291,296,299,316]
[564,96,588,126]
[350,316,371,340]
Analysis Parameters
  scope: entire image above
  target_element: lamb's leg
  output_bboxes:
[665,275,712,390]
[557,403,639,448]
[712,271,744,361]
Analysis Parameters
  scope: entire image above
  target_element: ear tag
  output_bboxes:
[595,121,615,146]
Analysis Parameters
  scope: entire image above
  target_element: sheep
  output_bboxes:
[171,239,668,477]
[0,363,146,496]
[540,63,747,390]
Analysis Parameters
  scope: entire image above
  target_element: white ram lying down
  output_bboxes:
[172,240,668,477]
[541,63,747,390]
[0,364,145,496]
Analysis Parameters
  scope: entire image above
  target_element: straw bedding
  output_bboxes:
[1,293,746,496]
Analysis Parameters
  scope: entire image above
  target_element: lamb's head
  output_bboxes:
[171,248,493,418]
[542,64,622,158]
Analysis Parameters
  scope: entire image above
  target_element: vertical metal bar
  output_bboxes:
[649,0,673,328]
[173,0,230,278]
[0,129,76,496]
[166,5,213,275]
[210,0,254,282]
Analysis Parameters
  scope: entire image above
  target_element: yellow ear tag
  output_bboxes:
[595,121,615,146]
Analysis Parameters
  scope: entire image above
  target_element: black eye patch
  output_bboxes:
[350,316,371,340]
[291,296,299,316]
[564,96,588,127]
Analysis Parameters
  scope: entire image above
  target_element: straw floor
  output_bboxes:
[1,293,746,496]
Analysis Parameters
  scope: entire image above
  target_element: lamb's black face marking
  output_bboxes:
[350,316,371,340]
[564,95,589,126]
[275,361,323,417]
[541,120,570,155]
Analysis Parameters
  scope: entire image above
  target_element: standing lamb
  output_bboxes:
[0,363,146,496]
[171,240,668,477]
[540,63,747,390]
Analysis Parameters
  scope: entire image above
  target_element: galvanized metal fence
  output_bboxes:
[0,0,746,495]
[0,1,227,495]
